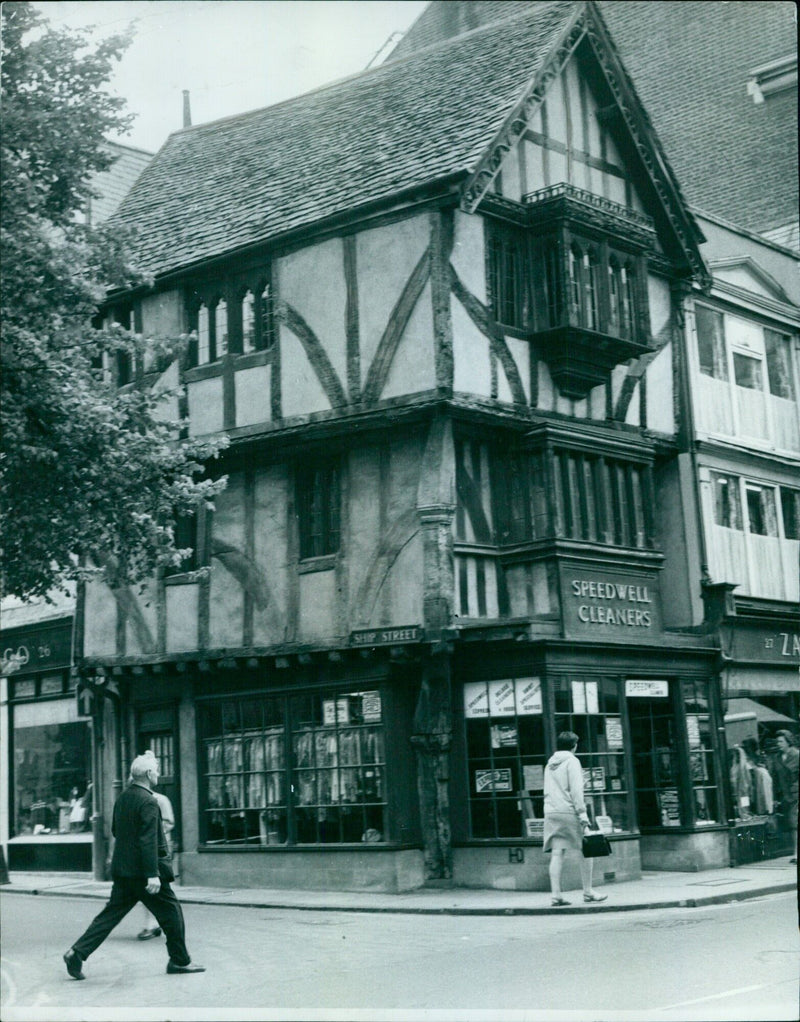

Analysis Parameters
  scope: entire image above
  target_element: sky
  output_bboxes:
[34,1,429,153]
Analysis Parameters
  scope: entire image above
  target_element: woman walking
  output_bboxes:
[543,731,607,906]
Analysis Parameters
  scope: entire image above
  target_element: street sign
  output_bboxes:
[76,685,94,717]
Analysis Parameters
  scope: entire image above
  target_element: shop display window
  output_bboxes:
[683,681,722,825]
[464,677,547,839]
[553,676,632,833]
[14,722,92,837]
[199,688,385,846]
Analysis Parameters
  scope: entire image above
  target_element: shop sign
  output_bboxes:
[350,626,422,647]
[626,679,669,698]
[728,626,800,665]
[605,718,624,749]
[323,697,350,726]
[475,768,513,793]
[489,679,515,717]
[582,766,605,791]
[464,678,543,718]
[572,680,599,714]
[2,621,73,674]
[561,568,661,637]
[491,724,517,748]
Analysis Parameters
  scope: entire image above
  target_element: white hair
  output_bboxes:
[129,752,158,782]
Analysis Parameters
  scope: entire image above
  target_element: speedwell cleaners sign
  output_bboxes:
[562,568,662,637]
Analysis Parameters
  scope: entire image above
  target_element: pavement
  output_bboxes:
[2,857,797,916]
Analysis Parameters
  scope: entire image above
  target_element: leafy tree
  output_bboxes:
[1,3,226,601]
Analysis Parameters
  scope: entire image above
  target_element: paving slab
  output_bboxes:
[2,858,796,916]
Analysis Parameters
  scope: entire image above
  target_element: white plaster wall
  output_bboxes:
[281,237,347,391]
[387,533,424,626]
[647,345,675,434]
[452,298,491,397]
[188,378,224,435]
[357,216,429,388]
[299,571,336,641]
[83,581,117,656]
[125,577,158,656]
[279,324,330,419]
[252,466,289,645]
[235,364,271,428]
[209,475,246,648]
[381,281,435,400]
[347,448,382,626]
[165,585,199,652]
[451,213,486,301]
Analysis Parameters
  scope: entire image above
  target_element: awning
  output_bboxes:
[724,667,800,695]
[724,697,796,724]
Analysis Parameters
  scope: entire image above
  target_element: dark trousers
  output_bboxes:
[72,877,190,966]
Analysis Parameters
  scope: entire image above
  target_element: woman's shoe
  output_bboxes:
[551,897,570,906]
[583,892,608,903]
[137,927,162,940]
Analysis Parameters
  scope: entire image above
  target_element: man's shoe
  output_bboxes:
[137,927,162,940]
[166,961,206,974]
[63,949,85,980]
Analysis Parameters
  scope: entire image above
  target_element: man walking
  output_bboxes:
[63,752,204,979]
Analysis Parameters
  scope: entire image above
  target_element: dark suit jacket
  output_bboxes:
[111,782,174,882]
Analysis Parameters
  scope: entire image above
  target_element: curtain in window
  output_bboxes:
[695,306,728,380]
[764,329,795,399]
[206,740,223,809]
[712,473,742,530]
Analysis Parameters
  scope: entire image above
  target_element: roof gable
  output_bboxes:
[709,256,794,305]
[461,2,708,283]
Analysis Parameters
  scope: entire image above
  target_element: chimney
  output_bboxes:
[182,90,192,128]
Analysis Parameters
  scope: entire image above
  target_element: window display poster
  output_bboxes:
[362,691,381,722]
[583,766,605,791]
[464,682,489,718]
[605,718,624,749]
[489,679,516,717]
[523,763,545,790]
[491,724,518,748]
[571,680,599,714]
[323,699,336,726]
[475,768,513,793]
[686,715,701,747]
[515,677,542,714]
[658,788,681,826]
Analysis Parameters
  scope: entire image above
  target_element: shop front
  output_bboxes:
[447,629,725,889]
[3,619,93,871]
[115,650,425,893]
[717,604,800,864]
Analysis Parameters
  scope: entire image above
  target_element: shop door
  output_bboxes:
[137,707,180,850]
[627,684,684,829]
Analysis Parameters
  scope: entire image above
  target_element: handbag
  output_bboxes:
[582,830,612,858]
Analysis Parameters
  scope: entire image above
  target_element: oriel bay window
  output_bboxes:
[484,184,655,396]
[187,268,274,367]
[199,689,386,846]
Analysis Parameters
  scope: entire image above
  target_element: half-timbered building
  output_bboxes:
[74,0,762,891]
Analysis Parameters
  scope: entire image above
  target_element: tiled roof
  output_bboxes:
[111,0,578,279]
[89,143,153,224]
